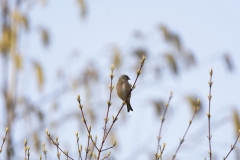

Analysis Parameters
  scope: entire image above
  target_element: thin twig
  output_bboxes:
[155,92,173,159]
[89,136,97,160]
[103,64,114,137]
[45,129,74,160]
[77,97,99,152]
[223,130,240,160]
[156,142,166,160]
[24,139,27,160]
[0,127,8,154]
[101,142,116,152]
[172,101,200,160]
[85,134,91,160]
[75,132,82,160]
[42,143,47,160]
[56,144,60,160]
[207,69,213,160]
[27,146,30,160]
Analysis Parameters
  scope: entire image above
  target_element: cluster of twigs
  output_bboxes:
[1,64,240,160]
[41,55,145,160]
[75,55,146,160]
[155,68,240,160]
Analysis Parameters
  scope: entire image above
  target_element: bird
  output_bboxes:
[116,74,133,112]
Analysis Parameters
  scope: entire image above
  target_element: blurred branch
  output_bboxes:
[155,92,173,159]
[172,100,200,160]
[223,130,240,160]
[207,69,213,160]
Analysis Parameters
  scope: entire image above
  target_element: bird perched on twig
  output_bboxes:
[116,74,133,112]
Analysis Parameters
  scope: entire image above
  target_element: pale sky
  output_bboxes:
[1,0,240,160]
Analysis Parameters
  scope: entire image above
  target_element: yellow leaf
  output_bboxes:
[0,27,12,54]
[233,110,240,135]
[112,46,121,69]
[12,10,29,31]
[34,62,44,91]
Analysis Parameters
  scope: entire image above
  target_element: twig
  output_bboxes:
[207,69,213,160]
[103,64,114,137]
[172,100,200,160]
[223,130,240,160]
[56,142,60,160]
[76,96,99,152]
[27,146,30,160]
[155,92,173,159]
[101,151,111,160]
[156,142,166,160]
[0,127,8,154]
[89,136,97,160]
[42,143,48,160]
[45,129,74,160]
[75,132,82,160]
[102,141,116,152]
[85,133,91,160]
[24,139,27,160]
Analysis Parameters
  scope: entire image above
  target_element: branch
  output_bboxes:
[155,92,173,159]
[172,100,200,160]
[102,141,116,152]
[223,130,240,160]
[85,134,91,160]
[0,127,8,154]
[207,69,213,160]
[45,129,74,160]
[97,55,146,160]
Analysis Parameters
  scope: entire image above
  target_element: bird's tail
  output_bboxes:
[127,103,133,112]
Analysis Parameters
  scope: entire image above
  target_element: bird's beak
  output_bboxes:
[127,77,130,80]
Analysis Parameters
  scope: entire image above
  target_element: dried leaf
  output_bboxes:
[39,28,49,47]
[77,0,87,18]
[0,27,12,54]
[165,54,178,75]
[223,53,234,72]
[112,46,121,69]
[160,25,181,51]
[34,62,44,91]
[12,10,29,31]
[134,49,147,59]
[13,54,22,69]
[153,100,164,116]
[33,132,40,151]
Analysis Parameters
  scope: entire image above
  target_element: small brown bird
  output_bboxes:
[116,74,133,112]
